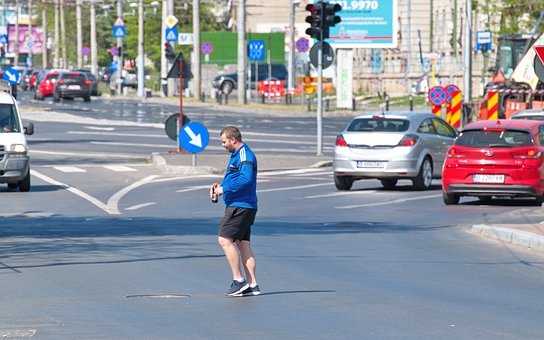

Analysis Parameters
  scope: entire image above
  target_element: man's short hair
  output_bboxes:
[220,126,242,141]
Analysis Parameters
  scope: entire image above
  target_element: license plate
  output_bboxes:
[357,161,386,169]
[68,85,80,90]
[473,174,505,184]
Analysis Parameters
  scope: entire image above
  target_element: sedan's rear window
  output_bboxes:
[455,129,533,147]
[347,118,409,132]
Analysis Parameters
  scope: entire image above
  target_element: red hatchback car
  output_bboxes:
[442,119,544,205]
[35,70,60,99]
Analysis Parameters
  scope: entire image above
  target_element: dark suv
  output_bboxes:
[212,64,288,95]
[54,71,92,102]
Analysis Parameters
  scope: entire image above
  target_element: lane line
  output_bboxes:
[335,194,442,209]
[106,175,159,215]
[292,171,332,177]
[258,182,332,193]
[260,168,329,176]
[125,202,156,211]
[30,149,144,159]
[53,166,87,173]
[30,169,116,215]
[84,126,115,131]
[151,175,222,183]
[103,165,137,172]
[305,190,377,199]
[176,179,271,193]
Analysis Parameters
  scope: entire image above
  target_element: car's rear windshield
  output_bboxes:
[511,115,544,120]
[62,73,85,80]
[347,118,410,132]
[455,129,533,147]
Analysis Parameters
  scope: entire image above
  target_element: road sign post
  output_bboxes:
[179,121,210,166]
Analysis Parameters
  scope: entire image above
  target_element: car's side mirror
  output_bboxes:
[24,122,34,135]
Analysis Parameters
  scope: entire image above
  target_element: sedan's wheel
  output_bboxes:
[220,81,234,95]
[334,175,354,191]
[413,157,433,190]
[380,178,398,190]
[18,172,31,192]
[443,191,459,205]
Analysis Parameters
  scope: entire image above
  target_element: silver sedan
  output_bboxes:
[333,112,457,190]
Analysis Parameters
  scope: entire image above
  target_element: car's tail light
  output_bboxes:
[512,148,542,159]
[336,135,348,147]
[84,80,92,86]
[398,134,419,147]
[58,80,64,85]
[447,147,465,158]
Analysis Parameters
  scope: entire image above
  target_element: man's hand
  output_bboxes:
[209,182,219,199]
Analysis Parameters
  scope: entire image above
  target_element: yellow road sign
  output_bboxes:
[166,15,178,29]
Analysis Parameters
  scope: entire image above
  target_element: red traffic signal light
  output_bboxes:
[164,42,176,62]
[305,2,323,40]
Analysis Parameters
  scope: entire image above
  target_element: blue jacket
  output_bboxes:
[221,144,258,209]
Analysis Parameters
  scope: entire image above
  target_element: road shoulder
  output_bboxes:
[469,224,544,253]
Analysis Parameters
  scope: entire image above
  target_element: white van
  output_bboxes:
[0,89,34,191]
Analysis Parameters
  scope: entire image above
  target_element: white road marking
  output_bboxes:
[291,171,332,177]
[258,182,332,193]
[335,194,442,209]
[107,175,159,215]
[125,202,156,211]
[305,190,377,199]
[36,163,150,168]
[30,149,143,159]
[260,168,328,176]
[151,174,222,183]
[53,166,87,173]
[103,165,137,172]
[176,180,270,193]
[31,169,116,215]
[84,126,115,131]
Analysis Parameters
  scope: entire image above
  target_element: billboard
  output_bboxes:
[7,24,44,54]
[325,0,398,48]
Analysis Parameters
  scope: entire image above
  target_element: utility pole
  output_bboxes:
[288,0,295,99]
[76,0,82,68]
[60,0,66,68]
[116,0,123,94]
[14,0,19,66]
[41,0,47,68]
[405,0,412,93]
[27,0,32,67]
[463,0,472,127]
[54,0,59,68]
[90,0,97,75]
[137,0,144,97]
[192,0,201,100]
[237,0,246,104]
[166,0,174,96]
[160,0,167,97]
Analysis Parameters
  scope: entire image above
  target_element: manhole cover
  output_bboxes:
[126,293,191,299]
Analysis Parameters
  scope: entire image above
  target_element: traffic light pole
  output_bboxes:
[317,41,323,156]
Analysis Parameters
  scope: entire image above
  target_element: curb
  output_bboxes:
[150,153,222,176]
[310,160,333,168]
[470,224,544,252]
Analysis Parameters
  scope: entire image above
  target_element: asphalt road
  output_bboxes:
[1,92,544,339]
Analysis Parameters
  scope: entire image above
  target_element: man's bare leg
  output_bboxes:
[218,236,244,281]
[238,240,257,286]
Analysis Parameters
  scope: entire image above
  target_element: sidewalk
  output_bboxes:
[470,223,544,253]
[150,152,333,175]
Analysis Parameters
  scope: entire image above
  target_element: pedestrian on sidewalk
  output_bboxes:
[210,126,260,297]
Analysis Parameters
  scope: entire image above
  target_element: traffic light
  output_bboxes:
[305,2,342,41]
[164,42,176,62]
[322,2,342,39]
[305,3,323,41]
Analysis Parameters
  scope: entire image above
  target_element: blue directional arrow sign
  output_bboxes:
[0,34,7,45]
[248,39,265,61]
[112,25,126,38]
[2,67,20,85]
[165,27,179,43]
[179,121,209,154]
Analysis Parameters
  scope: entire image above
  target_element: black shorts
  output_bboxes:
[219,207,257,241]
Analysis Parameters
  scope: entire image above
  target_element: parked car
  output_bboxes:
[53,71,92,102]
[0,81,34,191]
[511,109,544,120]
[333,112,457,191]
[122,70,137,89]
[34,70,60,100]
[442,119,544,205]
[74,69,99,96]
[212,63,288,95]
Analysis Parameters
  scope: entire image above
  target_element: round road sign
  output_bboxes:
[445,84,460,101]
[201,42,213,55]
[428,86,447,106]
[165,113,190,141]
[309,41,335,70]
[296,38,310,53]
